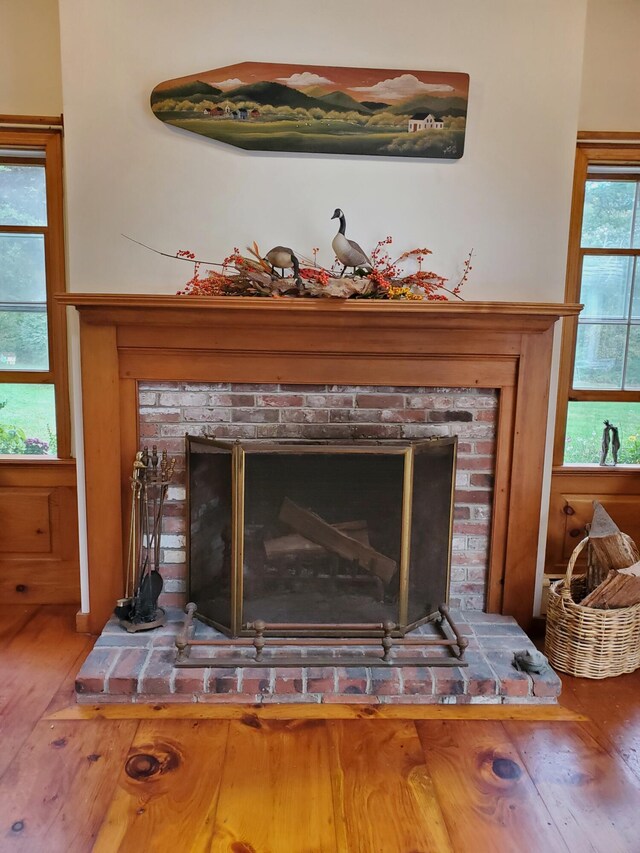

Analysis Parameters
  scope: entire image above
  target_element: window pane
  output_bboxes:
[0,233,46,302]
[565,401,640,464]
[581,180,636,248]
[0,165,47,226]
[580,255,633,319]
[625,326,640,389]
[0,308,49,370]
[0,384,56,454]
[573,323,626,389]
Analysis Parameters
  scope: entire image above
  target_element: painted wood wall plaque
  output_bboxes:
[151,61,469,159]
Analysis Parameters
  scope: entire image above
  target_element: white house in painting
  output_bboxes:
[408,112,444,132]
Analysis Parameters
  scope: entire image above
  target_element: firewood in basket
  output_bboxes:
[586,501,640,592]
[278,498,397,585]
[581,561,640,608]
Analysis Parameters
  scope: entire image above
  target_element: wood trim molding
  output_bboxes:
[577,131,640,141]
[61,295,580,633]
[0,114,63,127]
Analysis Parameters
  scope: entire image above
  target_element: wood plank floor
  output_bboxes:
[1,606,640,852]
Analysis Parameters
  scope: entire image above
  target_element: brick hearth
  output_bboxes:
[75,608,561,705]
[138,382,497,611]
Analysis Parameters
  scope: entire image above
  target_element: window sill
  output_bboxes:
[553,463,640,475]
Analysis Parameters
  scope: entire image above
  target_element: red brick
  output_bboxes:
[139,649,175,694]
[475,441,496,455]
[231,408,279,423]
[140,423,159,437]
[351,424,403,439]
[240,667,273,695]
[257,394,304,407]
[279,409,330,424]
[173,667,206,695]
[273,668,305,694]
[470,473,494,488]
[356,393,404,409]
[432,667,466,696]
[306,394,354,408]
[109,649,149,695]
[336,667,368,694]
[454,506,471,520]
[401,667,434,696]
[453,521,491,536]
[531,671,562,698]
[455,489,493,505]
[429,410,473,423]
[183,408,231,422]
[75,648,118,695]
[380,409,426,423]
[329,408,382,423]
[369,668,402,695]
[306,667,337,693]
[158,593,187,608]
[476,409,498,422]
[208,393,255,406]
[206,668,241,694]
[456,455,494,471]
[140,410,183,422]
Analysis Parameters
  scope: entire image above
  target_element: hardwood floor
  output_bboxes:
[1,605,640,852]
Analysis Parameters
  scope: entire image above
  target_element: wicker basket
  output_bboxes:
[545,536,640,678]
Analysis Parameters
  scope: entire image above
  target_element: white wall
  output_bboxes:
[579,0,640,131]
[0,0,62,115]
[58,0,586,301]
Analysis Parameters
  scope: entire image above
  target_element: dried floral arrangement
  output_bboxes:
[125,236,472,301]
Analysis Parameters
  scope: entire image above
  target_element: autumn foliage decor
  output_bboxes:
[174,239,472,300]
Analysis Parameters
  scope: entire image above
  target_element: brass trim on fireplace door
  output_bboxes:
[398,446,414,627]
[231,443,245,637]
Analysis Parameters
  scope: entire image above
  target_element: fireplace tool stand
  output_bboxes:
[115,446,176,632]
[174,603,468,668]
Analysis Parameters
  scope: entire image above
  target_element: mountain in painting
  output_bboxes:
[360,101,391,111]
[390,94,468,116]
[223,81,354,112]
[317,91,372,113]
[151,80,221,104]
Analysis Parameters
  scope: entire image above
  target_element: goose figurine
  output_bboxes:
[331,208,372,277]
[265,245,300,279]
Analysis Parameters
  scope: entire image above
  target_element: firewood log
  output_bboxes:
[278,498,397,584]
[264,521,370,559]
[581,569,640,609]
[586,502,639,592]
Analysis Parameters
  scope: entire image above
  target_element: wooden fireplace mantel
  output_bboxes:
[59,294,581,633]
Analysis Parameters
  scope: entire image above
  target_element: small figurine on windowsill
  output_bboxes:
[600,419,620,466]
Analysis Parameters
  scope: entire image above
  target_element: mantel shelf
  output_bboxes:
[59,292,582,319]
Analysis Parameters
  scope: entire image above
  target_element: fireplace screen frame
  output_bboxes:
[186,435,457,638]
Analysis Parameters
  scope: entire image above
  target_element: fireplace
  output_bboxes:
[63,295,575,703]
[187,436,457,637]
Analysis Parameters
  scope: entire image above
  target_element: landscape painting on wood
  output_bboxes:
[151,61,469,159]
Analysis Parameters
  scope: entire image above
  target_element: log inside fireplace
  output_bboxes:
[186,435,457,639]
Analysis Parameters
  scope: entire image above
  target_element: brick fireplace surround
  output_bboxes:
[61,295,580,704]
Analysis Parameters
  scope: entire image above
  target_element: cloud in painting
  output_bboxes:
[351,74,454,100]
[276,71,334,87]
[212,78,246,90]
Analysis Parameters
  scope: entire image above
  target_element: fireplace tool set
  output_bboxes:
[115,446,175,632]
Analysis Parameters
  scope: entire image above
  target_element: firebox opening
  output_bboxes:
[187,437,456,638]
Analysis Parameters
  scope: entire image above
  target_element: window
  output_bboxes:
[0,128,69,457]
[557,143,640,466]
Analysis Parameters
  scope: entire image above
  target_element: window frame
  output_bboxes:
[554,141,640,467]
[0,126,70,459]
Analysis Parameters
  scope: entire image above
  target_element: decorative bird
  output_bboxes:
[264,246,300,279]
[331,209,372,277]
